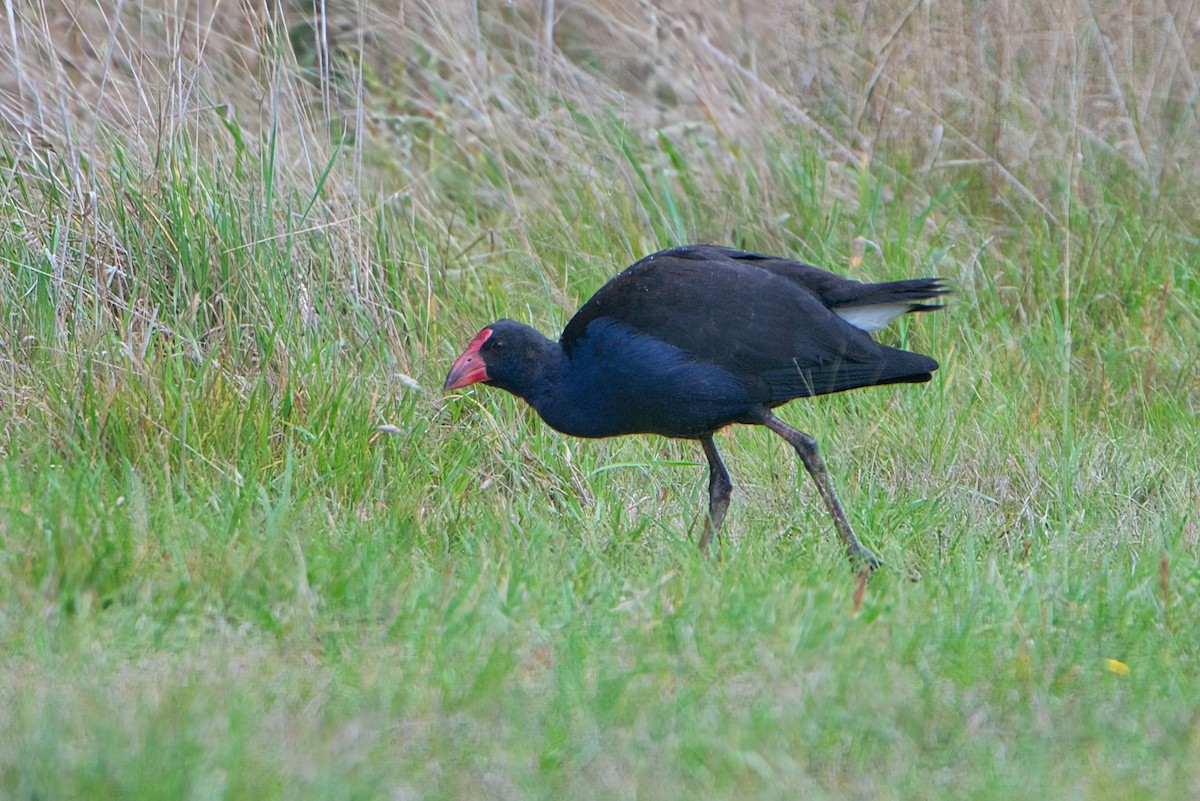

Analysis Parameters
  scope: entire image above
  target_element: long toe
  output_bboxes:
[851,545,883,574]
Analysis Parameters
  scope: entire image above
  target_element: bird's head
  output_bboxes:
[444,319,558,398]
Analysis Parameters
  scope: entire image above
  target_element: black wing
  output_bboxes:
[559,245,941,403]
[670,245,949,312]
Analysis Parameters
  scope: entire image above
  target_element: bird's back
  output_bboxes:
[559,245,945,406]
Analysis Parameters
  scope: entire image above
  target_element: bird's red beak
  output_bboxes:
[443,327,493,390]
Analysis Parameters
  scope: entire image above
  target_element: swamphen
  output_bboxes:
[444,245,946,568]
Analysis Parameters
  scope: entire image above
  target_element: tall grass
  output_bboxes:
[0,1,1197,798]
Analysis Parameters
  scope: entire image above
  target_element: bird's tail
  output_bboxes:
[831,278,949,332]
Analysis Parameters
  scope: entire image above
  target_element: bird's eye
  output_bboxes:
[491,340,505,351]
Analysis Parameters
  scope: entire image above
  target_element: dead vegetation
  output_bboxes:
[1,1,1197,210]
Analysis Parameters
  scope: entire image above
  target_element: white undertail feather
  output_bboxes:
[834,303,912,332]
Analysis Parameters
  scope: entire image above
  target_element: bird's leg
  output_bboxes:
[758,411,881,572]
[698,434,733,557]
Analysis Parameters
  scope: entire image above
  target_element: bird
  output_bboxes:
[443,244,947,568]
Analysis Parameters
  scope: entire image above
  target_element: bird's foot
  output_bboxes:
[849,546,882,575]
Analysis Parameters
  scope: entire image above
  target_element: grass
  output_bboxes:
[1,0,1199,798]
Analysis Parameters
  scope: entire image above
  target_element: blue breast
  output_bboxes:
[534,319,755,439]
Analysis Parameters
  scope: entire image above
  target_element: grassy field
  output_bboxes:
[1,1,1198,798]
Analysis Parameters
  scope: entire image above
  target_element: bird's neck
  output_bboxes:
[523,334,634,439]
[495,334,568,411]
[497,335,620,438]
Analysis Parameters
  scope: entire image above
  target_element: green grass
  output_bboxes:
[1,1,1199,798]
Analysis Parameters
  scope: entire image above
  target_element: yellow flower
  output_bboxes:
[1105,658,1130,677]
